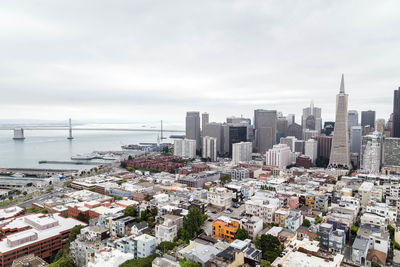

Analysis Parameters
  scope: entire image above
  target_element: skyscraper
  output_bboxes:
[350,126,362,155]
[301,101,322,134]
[201,113,209,134]
[204,122,223,154]
[254,109,277,154]
[328,75,352,169]
[223,124,247,156]
[185,112,201,150]
[392,88,400,137]
[348,110,359,130]
[287,114,295,126]
[361,110,376,128]
[202,136,217,161]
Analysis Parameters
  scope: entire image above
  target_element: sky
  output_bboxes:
[1,0,400,127]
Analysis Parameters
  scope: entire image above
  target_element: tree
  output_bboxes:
[255,234,282,262]
[260,259,273,267]
[76,212,89,223]
[314,216,322,224]
[179,261,201,267]
[124,206,136,217]
[235,229,249,240]
[219,175,231,185]
[128,155,133,160]
[67,225,85,246]
[388,224,395,240]
[302,219,311,227]
[120,254,158,267]
[157,241,176,252]
[48,256,75,267]
[182,207,204,241]
[23,191,28,196]
[371,263,382,267]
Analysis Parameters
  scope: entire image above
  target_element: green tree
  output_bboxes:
[219,175,231,185]
[23,191,28,196]
[124,206,136,217]
[120,254,158,267]
[371,263,382,267]
[157,241,176,252]
[260,259,273,267]
[255,234,282,262]
[351,226,359,236]
[314,216,322,224]
[67,225,85,246]
[302,219,311,227]
[48,256,75,267]
[388,224,395,240]
[235,228,249,240]
[182,207,204,241]
[179,260,201,267]
[76,212,89,223]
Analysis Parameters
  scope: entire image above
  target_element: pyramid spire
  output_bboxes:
[340,74,345,94]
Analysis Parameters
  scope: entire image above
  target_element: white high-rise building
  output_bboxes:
[232,142,252,164]
[305,139,318,164]
[265,144,291,169]
[174,139,196,158]
[202,136,217,161]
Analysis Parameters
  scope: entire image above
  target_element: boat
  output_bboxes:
[11,173,25,178]
[71,154,96,160]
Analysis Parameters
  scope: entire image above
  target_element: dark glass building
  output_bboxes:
[361,110,376,128]
[392,88,400,137]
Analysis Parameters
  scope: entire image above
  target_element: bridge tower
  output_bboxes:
[67,118,74,140]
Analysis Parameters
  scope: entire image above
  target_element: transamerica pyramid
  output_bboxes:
[328,74,352,169]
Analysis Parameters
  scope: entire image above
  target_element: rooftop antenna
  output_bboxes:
[67,118,74,140]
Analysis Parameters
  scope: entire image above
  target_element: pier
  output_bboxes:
[0,168,78,177]
[38,160,109,165]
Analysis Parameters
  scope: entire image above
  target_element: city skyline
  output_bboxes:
[0,1,400,122]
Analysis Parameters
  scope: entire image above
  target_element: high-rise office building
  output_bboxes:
[302,101,322,134]
[201,113,209,134]
[328,75,352,169]
[348,110,359,130]
[392,88,400,137]
[287,123,302,140]
[360,132,382,174]
[222,124,247,156]
[232,142,252,164]
[294,140,305,154]
[265,144,291,169]
[202,136,217,161]
[186,112,201,150]
[313,135,332,159]
[204,122,223,155]
[287,114,295,126]
[350,126,362,155]
[277,116,288,141]
[305,139,318,164]
[254,109,277,154]
[361,110,376,128]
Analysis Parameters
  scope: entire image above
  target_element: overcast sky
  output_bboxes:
[1,0,399,126]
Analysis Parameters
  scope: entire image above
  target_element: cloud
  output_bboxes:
[0,0,399,125]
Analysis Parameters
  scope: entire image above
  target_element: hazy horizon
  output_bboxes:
[1,0,400,124]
